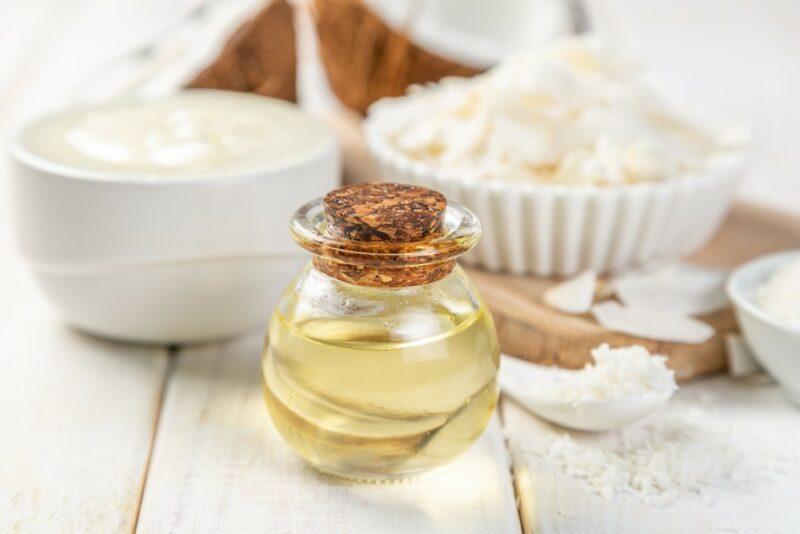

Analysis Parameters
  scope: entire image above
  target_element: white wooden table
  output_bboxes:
[2,1,800,532]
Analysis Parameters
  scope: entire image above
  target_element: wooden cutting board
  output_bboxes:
[327,112,800,381]
[468,203,800,381]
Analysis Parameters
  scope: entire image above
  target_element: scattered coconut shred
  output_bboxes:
[524,401,767,505]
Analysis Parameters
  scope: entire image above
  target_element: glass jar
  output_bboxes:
[262,183,499,481]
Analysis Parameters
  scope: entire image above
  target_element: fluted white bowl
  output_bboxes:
[365,126,748,276]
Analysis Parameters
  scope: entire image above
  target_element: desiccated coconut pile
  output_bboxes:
[522,401,781,505]
[505,343,676,404]
[547,344,676,402]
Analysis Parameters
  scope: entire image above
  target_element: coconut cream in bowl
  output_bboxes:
[10,90,339,343]
[365,36,750,276]
[727,250,800,405]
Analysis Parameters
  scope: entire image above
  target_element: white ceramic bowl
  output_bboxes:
[10,94,340,344]
[365,124,748,277]
[727,250,800,405]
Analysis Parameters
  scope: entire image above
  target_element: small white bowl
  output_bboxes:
[365,121,748,277]
[9,92,340,344]
[727,250,800,405]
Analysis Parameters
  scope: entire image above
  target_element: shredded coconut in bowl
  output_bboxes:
[530,344,677,404]
[755,255,800,327]
[366,35,749,186]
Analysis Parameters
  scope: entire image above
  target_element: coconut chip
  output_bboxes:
[612,263,728,316]
[543,270,597,314]
[724,333,763,377]
[592,301,715,344]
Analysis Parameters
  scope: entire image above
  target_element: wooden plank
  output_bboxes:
[501,378,800,534]
[0,2,205,531]
[0,0,208,324]
[0,0,67,326]
[0,303,169,533]
[137,333,522,533]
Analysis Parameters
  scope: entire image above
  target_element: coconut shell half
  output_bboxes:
[312,0,483,114]
[187,0,297,102]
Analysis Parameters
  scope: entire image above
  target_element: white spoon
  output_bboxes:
[499,354,675,432]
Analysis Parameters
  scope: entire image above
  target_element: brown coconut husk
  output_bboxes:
[187,0,297,102]
[312,0,484,114]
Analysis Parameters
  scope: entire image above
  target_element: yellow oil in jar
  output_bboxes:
[262,269,499,481]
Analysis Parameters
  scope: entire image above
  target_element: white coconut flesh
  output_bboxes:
[724,333,763,377]
[544,270,597,314]
[612,264,728,316]
[591,301,715,344]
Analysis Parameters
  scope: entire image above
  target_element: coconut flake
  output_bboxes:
[543,270,597,314]
[613,263,728,316]
[724,333,763,377]
[592,301,715,344]
[367,36,750,187]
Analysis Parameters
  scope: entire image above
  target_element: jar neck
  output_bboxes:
[312,256,456,288]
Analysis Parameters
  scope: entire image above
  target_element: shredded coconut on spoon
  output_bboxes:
[500,344,677,431]
[522,402,767,505]
[530,344,675,403]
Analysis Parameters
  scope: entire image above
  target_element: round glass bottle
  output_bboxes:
[262,183,499,481]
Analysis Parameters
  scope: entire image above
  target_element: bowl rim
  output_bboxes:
[7,89,338,186]
[726,248,800,336]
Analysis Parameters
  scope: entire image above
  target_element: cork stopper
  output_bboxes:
[323,183,446,243]
[310,183,456,287]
